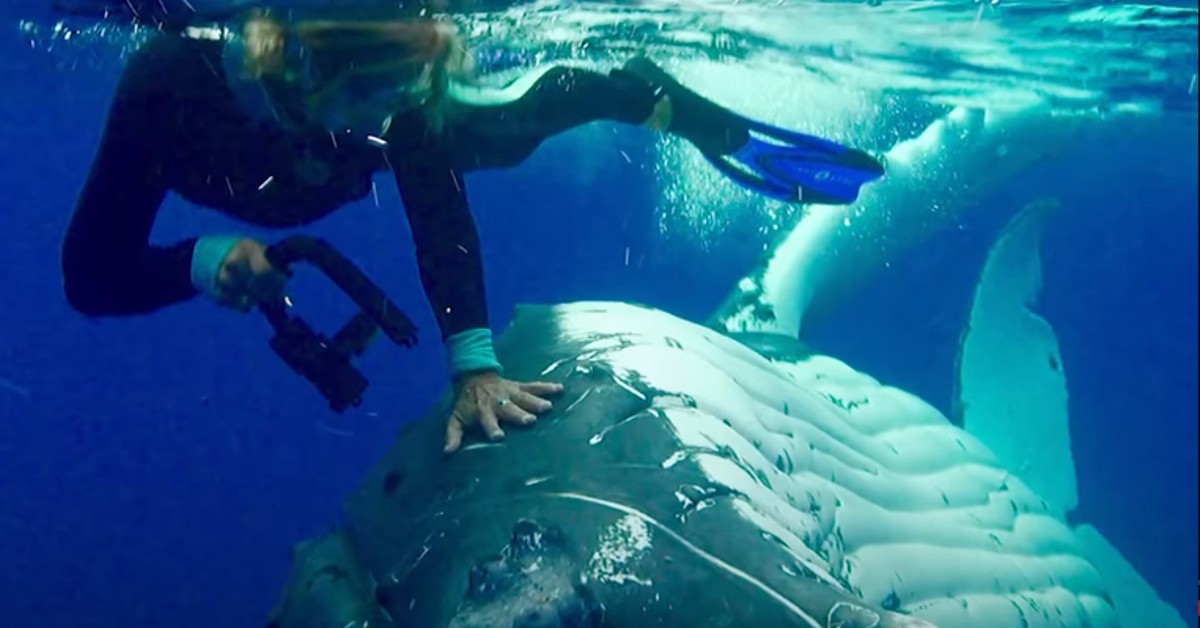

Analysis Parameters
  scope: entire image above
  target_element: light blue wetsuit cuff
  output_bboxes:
[446,328,503,377]
[190,235,242,300]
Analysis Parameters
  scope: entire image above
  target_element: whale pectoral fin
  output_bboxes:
[1071,524,1188,627]
[955,200,1186,626]
[955,198,1077,515]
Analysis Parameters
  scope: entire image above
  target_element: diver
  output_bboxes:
[61,7,883,452]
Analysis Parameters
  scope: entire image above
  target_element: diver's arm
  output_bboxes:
[61,37,199,316]
[386,132,501,378]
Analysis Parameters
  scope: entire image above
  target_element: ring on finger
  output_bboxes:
[495,397,511,409]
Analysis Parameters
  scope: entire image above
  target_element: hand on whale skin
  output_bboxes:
[444,372,563,454]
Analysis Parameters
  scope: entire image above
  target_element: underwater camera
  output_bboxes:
[258,236,417,413]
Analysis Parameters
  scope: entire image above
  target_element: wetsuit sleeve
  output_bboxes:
[61,37,198,316]
[384,120,492,346]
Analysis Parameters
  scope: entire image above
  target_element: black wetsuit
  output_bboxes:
[62,32,661,340]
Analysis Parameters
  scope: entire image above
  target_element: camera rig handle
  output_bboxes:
[258,236,418,413]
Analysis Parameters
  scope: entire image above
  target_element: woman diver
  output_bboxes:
[61,6,882,452]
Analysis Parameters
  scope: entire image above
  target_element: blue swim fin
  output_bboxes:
[618,57,884,205]
[704,117,885,205]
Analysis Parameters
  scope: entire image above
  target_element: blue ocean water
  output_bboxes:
[0,1,1195,626]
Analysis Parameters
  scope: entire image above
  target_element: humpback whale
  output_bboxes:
[265,97,1185,627]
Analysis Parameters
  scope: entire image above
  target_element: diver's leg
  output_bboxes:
[616,57,750,155]
[444,65,657,170]
[443,59,883,205]
[444,64,746,171]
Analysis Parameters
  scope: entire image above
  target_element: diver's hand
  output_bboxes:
[216,238,289,312]
[444,372,564,454]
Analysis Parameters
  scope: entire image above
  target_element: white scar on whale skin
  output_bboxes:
[552,491,825,628]
[586,514,654,587]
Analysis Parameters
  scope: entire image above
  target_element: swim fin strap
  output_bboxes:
[704,116,886,205]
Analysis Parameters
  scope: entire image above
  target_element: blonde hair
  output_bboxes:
[238,9,472,133]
